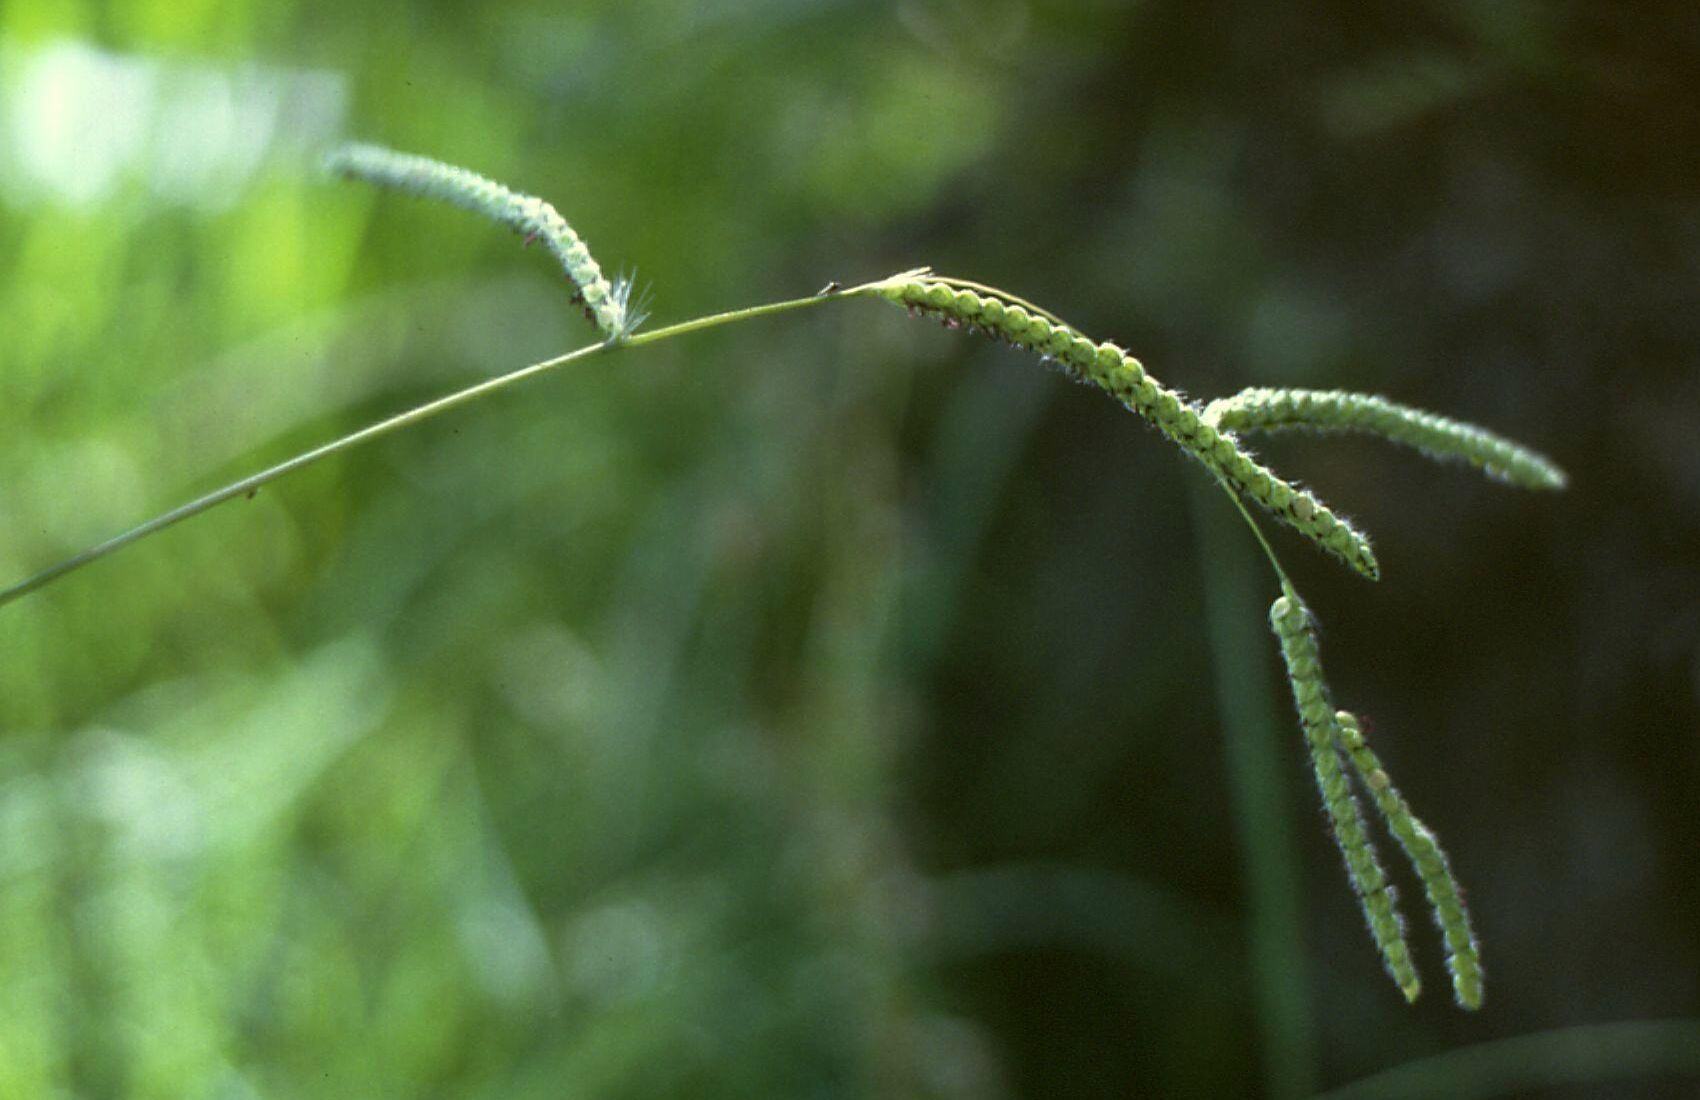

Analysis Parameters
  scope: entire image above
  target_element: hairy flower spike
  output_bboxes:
[1271,590,1418,1001]
[1335,710,1485,1010]
[867,274,1380,579]
[1203,388,1567,491]
[325,143,639,340]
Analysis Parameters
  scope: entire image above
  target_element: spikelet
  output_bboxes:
[1334,710,1484,1009]
[1270,589,1418,1000]
[866,273,1380,580]
[326,143,639,340]
[1203,388,1566,491]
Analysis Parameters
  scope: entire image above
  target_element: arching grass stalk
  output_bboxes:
[0,286,865,611]
[1,151,1565,1010]
[5,265,1383,610]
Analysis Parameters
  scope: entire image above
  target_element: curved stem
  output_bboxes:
[1215,476,1294,591]
[0,274,1298,612]
[621,286,860,347]
[1200,465,1325,1097]
[0,286,866,610]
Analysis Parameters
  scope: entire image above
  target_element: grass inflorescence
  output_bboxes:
[866,272,1382,580]
[325,143,642,340]
[1270,587,1419,1002]
[1334,710,1484,1009]
[1204,387,1567,491]
[1,145,1567,1012]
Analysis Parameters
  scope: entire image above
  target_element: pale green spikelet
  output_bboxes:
[1334,710,1484,1009]
[325,143,639,340]
[864,272,1380,579]
[1270,589,1418,1000]
[1203,388,1567,490]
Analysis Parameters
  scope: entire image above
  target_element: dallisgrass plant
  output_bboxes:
[324,143,644,340]
[0,144,1565,1009]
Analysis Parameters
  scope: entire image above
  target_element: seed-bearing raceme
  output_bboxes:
[865,273,1381,580]
[1270,589,1418,1000]
[1203,388,1566,491]
[1334,709,1484,1009]
[326,143,641,341]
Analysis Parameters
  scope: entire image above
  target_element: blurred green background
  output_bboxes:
[2,2,1698,1096]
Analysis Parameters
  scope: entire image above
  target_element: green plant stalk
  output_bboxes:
[0,287,861,610]
[0,272,1365,609]
[1191,477,1317,1100]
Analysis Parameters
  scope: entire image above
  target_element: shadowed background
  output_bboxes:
[1,1,1696,1096]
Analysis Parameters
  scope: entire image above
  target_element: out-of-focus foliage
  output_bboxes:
[1,2,1697,1096]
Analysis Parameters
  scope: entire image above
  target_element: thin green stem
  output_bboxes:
[622,286,860,347]
[1191,477,1316,1100]
[0,286,864,610]
[1215,477,1293,591]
